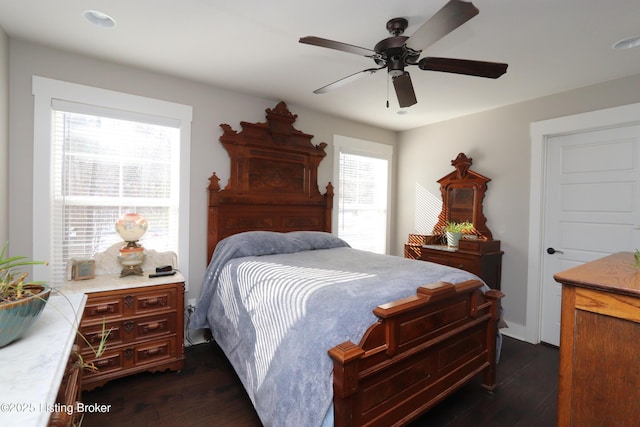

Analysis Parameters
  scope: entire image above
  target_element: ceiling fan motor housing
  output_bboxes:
[373,35,420,76]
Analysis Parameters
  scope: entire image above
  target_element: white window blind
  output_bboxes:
[32,76,192,286]
[50,105,180,284]
[334,136,392,254]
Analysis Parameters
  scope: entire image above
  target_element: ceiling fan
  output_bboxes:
[299,0,508,108]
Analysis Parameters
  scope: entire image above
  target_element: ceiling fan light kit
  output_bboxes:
[299,0,508,108]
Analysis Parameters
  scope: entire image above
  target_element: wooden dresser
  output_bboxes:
[553,252,640,426]
[405,237,503,290]
[63,273,185,391]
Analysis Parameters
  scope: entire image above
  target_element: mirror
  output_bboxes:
[434,153,493,240]
[448,187,475,223]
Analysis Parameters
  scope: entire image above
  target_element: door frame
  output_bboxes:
[526,102,640,344]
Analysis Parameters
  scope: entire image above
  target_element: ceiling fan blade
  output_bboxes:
[393,72,417,107]
[313,67,383,94]
[406,0,479,51]
[418,57,508,78]
[299,36,375,57]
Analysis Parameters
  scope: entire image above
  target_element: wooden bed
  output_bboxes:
[206,101,504,427]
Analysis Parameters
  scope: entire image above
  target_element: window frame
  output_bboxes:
[332,134,393,254]
[32,76,192,285]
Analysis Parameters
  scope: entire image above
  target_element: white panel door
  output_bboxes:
[541,125,640,346]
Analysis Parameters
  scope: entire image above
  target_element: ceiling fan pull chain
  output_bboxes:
[386,74,390,108]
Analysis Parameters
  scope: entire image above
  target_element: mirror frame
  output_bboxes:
[433,153,493,240]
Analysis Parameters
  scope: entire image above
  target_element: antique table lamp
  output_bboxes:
[115,213,148,277]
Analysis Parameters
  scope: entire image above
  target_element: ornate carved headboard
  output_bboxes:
[207,101,334,261]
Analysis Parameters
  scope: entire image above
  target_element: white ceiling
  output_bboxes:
[1,0,639,131]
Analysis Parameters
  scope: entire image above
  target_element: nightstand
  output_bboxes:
[61,273,185,391]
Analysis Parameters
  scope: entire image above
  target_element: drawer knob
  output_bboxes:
[93,304,112,314]
[145,347,164,357]
[141,297,166,308]
[88,332,106,344]
[94,359,113,368]
[144,322,160,332]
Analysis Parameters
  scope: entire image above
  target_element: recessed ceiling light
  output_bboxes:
[83,10,117,29]
[612,35,640,50]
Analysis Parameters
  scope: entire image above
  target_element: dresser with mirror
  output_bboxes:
[405,153,503,290]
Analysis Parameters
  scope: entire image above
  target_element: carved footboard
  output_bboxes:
[329,280,504,427]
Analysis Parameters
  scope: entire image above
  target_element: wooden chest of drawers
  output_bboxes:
[553,252,640,426]
[74,279,185,390]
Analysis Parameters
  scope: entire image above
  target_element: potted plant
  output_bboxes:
[443,221,474,248]
[0,242,51,347]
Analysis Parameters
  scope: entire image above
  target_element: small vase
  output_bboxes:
[446,231,462,248]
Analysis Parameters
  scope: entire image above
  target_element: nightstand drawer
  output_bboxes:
[83,297,125,320]
[84,351,124,378]
[133,287,177,314]
[134,338,174,366]
[134,313,177,340]
[83,337,175,379]
[79,312,176,353]
[79,322,124,352]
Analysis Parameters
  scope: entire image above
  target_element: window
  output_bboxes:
[333,135,392,254]
[32,77,192,285]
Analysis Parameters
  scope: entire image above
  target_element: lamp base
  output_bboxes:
[120,265,144,277]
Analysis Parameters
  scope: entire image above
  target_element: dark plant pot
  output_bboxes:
[0,284,51,348]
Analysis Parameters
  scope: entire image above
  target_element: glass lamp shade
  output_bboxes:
[115,213,148,242]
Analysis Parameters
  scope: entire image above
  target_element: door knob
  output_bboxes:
[547,247,564,255]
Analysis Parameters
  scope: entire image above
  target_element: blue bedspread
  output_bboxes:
[191,231,485,427]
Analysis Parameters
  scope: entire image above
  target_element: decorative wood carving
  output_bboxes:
[329,280,504,426]
[434,153,493,240]
[207,102,333,260]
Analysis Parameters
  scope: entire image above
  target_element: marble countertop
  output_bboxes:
[0,292,86,427]
[422,244,459,252]
[61,271,186,294]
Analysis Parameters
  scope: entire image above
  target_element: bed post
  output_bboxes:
[328,342,365,427]
[207,172,221,262]
[481,288,504,391]
[324,182,334,233]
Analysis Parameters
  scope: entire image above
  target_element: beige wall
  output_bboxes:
[7,39,396,306]
[9,35,640,342]
[0,27,8,246]
[396,73,640,338]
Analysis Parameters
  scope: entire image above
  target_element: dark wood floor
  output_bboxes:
[82,336,558,426]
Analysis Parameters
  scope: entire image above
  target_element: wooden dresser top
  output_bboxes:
[553,252,640,297]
